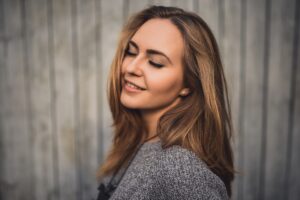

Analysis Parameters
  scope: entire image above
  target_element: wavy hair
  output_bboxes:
[98,5,235,197]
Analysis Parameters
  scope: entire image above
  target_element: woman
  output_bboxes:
[97,5,234,200]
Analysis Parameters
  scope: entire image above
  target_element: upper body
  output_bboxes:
[99,140,228,200]
[98,5,234,200]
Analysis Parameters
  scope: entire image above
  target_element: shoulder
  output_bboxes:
[157,144,229,200]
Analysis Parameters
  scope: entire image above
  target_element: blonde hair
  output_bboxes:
[98,5,235,197]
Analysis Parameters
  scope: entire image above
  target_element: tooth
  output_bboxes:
[127,82,142,90]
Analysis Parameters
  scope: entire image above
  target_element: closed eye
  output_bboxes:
[125,49,137,56]
[149,61,164,68]
[125,47,164,68]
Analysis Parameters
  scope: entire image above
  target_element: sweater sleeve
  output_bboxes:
[159,146,229,200]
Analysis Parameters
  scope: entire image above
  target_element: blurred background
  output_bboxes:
[0,0,299,199]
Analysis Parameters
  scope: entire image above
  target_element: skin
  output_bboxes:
[120,19,189,140]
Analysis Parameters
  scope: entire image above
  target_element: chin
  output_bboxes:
[121,102,138,109]
[120,96,140,109]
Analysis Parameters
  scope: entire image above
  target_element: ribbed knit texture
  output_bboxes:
[99,140,229,200]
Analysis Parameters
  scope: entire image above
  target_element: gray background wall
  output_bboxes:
[0,0,299,199]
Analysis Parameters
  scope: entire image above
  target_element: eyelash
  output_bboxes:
[124,49,136,56]
[124,49,164,68]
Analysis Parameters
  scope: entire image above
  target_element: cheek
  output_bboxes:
[146,70,183,95]
[121,59,128,74]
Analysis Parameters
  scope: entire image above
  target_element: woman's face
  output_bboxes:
[120,18,188,113]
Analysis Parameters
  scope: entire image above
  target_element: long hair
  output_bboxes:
[98,5,235,197]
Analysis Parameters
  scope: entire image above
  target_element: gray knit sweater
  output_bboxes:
[99,140,229,200]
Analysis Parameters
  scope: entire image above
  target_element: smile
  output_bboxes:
[124,80,146,91]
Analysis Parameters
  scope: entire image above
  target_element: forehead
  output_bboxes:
[131,19,184,60]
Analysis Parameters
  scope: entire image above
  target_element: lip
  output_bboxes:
[123,79,146,93]
[124,79,145,90]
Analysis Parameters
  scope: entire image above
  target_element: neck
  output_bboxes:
[141,109,161,138]
[140,98,182,141]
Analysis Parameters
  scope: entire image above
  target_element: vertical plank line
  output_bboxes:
[194,0,198,13]
[20,0,34,198]
[5,1,18,199]
[47,0,60,199]
[193,0,199,13]
[258,0,271,199]
[218,0,225,56]
[284,0,299,198]
[237,0,246,199]
[95,0,104,171]
[70,0,82,199]
[0,0,7,198]
[123,0,130,23]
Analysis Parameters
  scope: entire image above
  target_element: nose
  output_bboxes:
[124,55,144,76]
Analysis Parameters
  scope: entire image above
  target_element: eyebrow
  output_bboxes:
[128,40,173,64]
